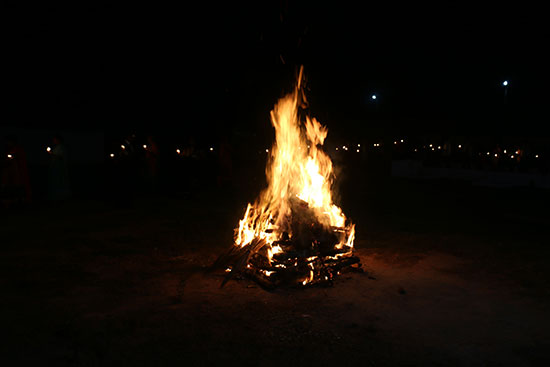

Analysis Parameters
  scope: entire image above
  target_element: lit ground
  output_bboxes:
[2,173,549,366]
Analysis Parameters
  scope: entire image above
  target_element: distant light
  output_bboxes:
[400,139,404,143]
[46,147,51,152]
[121,144,126,150]
[494,153,498,157]
[414,148,418,152]
[356,149,360,153]
[7,154,13,159]
[110,153,115,158]
[307,145,310,148]
[176,149,181,154]
[516,150,520,155]
[487,152,490,155]
[336,147,339,151]
[210,147,214,151]
[394,141,397,145]
[502,80,508,86]
[357,144,361,147]
[458,145,462,149]
[431,148,435,151]
[535,154,539,158]
[265,149,269,153]
[371,94,377,100]
[510,155,514,159]
[437,146,441,150]
[143,144,147,149]
[429,144,433,148]
[503,149,507,154]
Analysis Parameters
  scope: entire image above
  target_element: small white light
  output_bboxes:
[414,148,418,152]
[458,145,462,149]
[438,146,441,150]
[503,80,508,86]
[210,147,214,151]
[432,148,435,151]
[429,144,433,148]
[356,149,360,153]
[336,147,339,151]
[510,155,514,159]
[143,144,147,149]
[394,141,397,144]
[371,94,377,100]
[110,153,115,158]
[516,150,520,155]
[7,154,13,159]
[265,149,269,153]
[535,154,539,158]
[400,139,404,143]
[46,147,52,152]
[487,152,490,155]
[494,153,498,157]
[176,149,181,154]
[503,149,507,154]
[357,144,361,147]
[121,144,126,150]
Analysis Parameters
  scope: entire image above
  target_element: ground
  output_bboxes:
[2,173,549,366]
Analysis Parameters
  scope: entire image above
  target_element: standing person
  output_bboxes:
[1,135,32,207]
[47,135,71,202]
[217,135,233,189]
[144,135,160,193]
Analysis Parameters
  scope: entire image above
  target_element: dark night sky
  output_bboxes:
[4,2,550,139]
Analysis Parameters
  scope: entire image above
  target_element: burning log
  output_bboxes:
[213,67,360,289]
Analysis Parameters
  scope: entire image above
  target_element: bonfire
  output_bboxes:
[214,67,360,288]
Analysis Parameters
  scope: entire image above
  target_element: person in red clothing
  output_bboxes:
[1,135,32,207]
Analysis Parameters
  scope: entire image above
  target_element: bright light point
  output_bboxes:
[371,94,377,100]
[110,153,115,158]
[265,149,269,153]
[494,154,498,157]
[46,147,51,152]
[516,150,520,155]
[357,144,361,147]
[487,152,490,155]
[143,144,147,149]
[438,146,441,150]
[414,148,418,152]
[336,147,339,150]
[7,154,13,159]
[356,149,360,153]
[307,145,310,148]
[400,139,404,143]
[458,145,462,149]
[210,147,214,151]
[431,148,435,151]
[503,150,507,154]
[503,80,508,86]
[394,141,397,144]
[536,154,539,158]
[429,144,433,147]
[510,155,514,159]
[121,144,125,150]
[176,149,181,154]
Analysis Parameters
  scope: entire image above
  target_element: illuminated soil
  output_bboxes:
[2,177,549,366]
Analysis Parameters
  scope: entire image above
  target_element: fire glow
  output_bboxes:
[217,68,359,288]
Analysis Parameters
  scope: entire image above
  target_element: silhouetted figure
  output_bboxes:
[217,136,233,189]
[144,135,159,193]
[1,135,32,207]
[47,135,71,202]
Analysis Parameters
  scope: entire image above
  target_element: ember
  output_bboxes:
[214,68,360,288]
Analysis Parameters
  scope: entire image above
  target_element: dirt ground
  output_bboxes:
[2,176,549,366]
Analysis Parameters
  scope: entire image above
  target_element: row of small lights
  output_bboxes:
[109,144,215,158]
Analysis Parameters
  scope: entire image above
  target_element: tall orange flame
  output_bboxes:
[235,68,354,261]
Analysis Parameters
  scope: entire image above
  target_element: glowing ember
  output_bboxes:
[216,67,359,288]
